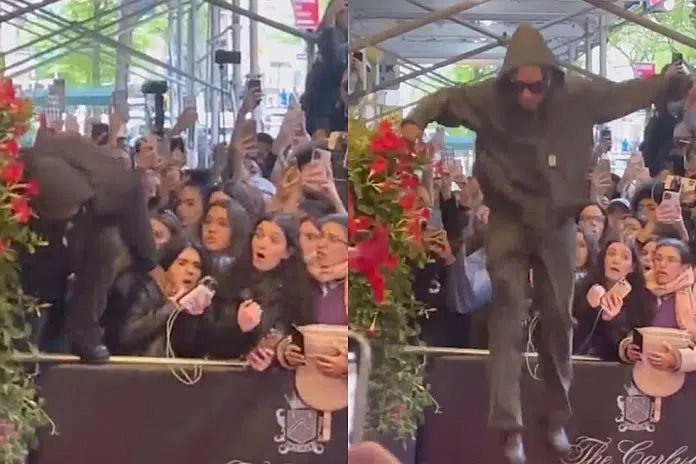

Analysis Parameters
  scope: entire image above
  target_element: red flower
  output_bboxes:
[25,179,40,197]
[399,173,419,190]
[398,191,417,211]
[0,79,16,103]
[368,156,388,178]
[1,161,23,185]
[349,224,397,304]
[11,197,31,223]
[0,139,19,158]
[370,121,410,156]
[348,215,371,239]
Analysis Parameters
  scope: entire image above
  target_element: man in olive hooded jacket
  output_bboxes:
[401,25,690,464]
[20,132,172,364]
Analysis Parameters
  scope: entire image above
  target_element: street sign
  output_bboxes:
[634,62,655,79]
[291,0,320,30]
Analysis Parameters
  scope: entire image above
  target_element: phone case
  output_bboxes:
[609,279,632,300]
[178,284,215,315]
[633,329,644,352]
[662,190,680,207]
[665,175,683,193]
[684,178,696,194]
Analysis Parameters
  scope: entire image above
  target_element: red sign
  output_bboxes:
[634,62,656,80]
[291,0,320,30]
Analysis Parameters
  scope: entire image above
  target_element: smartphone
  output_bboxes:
[673,52,684,64]
[662,190,681,208]
[312,148,332,170]
[328,131,347,152]
[348,330,371,447]
[425,208,444,230]
[608,278,632,300]
[632,328,644,352]
[112,90,129,122]
[351,51,363,62]
[247,76,262,91]
[665,174,684,193]
[290,324,304,352]
[684,178,696,194]
[259,328,284,350]
[177,276,217,315]
[183,95,196,110]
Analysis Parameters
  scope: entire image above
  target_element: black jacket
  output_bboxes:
[197,267,313,359]
[108,274,200,357]
[405,25,690,229]
[23,133,158,272]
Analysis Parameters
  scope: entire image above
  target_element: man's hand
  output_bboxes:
[400,122,422,143]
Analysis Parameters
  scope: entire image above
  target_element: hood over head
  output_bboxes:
[497,24,564,90]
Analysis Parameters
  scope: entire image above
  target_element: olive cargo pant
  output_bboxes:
[485,214,575,431]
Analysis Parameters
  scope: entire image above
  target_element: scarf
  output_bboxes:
[646,267,696,336]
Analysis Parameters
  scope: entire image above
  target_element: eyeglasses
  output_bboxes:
[510,80,546,95]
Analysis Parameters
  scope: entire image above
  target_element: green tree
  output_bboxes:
[21,0,167,86]
[609,0,696,70]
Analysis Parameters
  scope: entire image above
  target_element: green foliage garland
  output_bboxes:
[348,116,435,438]
[0,79,50,463]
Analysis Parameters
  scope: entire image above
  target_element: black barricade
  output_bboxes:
[32,366,350,464]
[422,355,696,463]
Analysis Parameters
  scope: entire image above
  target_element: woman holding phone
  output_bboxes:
[573,238,654,360]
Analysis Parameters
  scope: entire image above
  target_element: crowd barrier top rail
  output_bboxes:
[10,352,249,369]
[401,345,602,362]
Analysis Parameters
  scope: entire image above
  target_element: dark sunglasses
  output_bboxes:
[510,80,546,95]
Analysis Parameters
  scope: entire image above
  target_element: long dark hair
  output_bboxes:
[576,225,600,273]
[201,199,252,261]
[573,238,655,359]
[222,213,314,327]
[158,235,212,277]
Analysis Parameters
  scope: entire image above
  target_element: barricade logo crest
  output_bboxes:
[615,384,656,432]
[274,393,326,455]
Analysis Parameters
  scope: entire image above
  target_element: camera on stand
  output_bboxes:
[214,50,241,66]
[141,80,168,136]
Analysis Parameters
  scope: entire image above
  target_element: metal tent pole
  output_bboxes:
[210,4,221,145]
[204,0,315,42]
[350,8,608,103]
[349,0,493,53]
[582,0,696,49]
[598,14,607,77]
[0,0,62,23]
[3,0,166,73]
[3,0,146,57]
[404,0,603,81]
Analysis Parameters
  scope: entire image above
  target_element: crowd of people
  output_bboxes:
[16,0,349,383]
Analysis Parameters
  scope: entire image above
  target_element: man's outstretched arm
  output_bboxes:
[402,80,492,137]
[581,64,692,125]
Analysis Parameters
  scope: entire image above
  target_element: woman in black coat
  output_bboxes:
[572,238,655,361]
[196,213,314,365]
[105,236,212,356]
